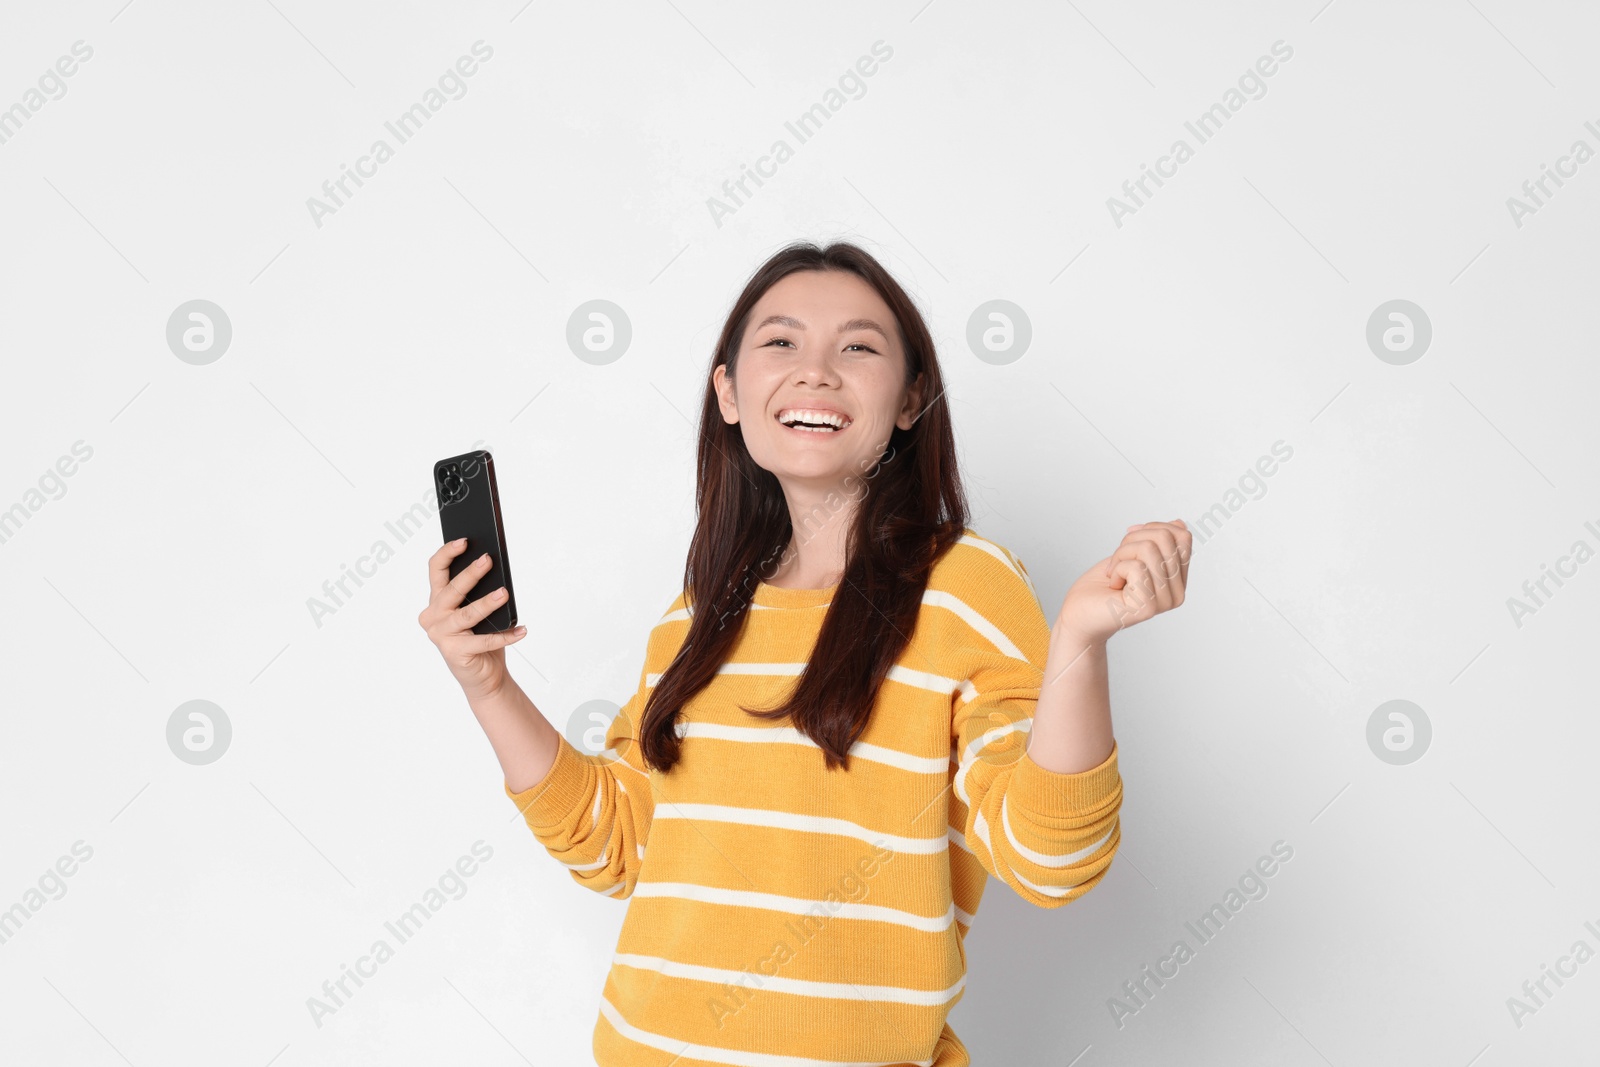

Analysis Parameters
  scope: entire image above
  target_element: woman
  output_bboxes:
[419,241,1191,1065]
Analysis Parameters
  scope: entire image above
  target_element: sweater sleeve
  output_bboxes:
[504,595,682,899]
[945,543,1122,908]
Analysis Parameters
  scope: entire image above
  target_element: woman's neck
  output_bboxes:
[766,496,854,589]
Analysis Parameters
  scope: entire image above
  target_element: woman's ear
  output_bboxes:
[897,371,926,430]
[712,364,740,425]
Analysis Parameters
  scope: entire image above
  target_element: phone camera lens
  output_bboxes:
[438,463,468,504]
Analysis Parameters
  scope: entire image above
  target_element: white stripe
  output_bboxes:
[954,904,976,927]
[1001,795,1115,868]
[957,532,1043,609]
[952,719,1032,807]
[611,953,964,1007]
[602,881,628,897]
[971,809,1014,885]
[956,717,1030,766]
[1011,559,1036,601]
[601,751,648,780]
[676,722,948,775]
[973,808,1074,899]
[956,532,1023,581]
[629,881,955,933]
[920,589,1026,661]
[599,994,934,1067]
[655,802,945,855]
[1007,866,1083,899]
[647,662,804,687]
[557,846,609,872]
[884,663,962,695]
[720,661,806,677]
[974,808,1096,900]
[649,661,959,696]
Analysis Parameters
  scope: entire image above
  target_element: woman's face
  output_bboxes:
[713,269,924,495]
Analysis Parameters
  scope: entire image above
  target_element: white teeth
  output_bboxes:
[777,408,850,430]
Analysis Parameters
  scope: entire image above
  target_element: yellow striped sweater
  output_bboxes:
[506,529,1122,1066]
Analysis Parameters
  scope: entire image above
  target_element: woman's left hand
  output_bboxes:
[1054,519,1192,647]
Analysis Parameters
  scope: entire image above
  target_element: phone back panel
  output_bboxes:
[433,449,516,635]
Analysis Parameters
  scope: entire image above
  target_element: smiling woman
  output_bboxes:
[706,267,928,603]
[421,240,1192,1066]
[698,253,937,615]
[506,243,1116,1066]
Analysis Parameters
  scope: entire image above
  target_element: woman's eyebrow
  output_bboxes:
[838,318,890,341]
[754,314,890,341]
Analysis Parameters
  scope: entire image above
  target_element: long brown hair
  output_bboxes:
[637,241,970,773]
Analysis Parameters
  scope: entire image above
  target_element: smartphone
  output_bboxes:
[433,449,517,635]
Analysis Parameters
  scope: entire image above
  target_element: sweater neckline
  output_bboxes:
[752,580,837,609]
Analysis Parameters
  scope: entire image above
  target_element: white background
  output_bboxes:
[1,1,1596,1064]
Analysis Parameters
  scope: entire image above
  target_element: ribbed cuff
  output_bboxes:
[504,735,594,829]
[1011,740,1120,816]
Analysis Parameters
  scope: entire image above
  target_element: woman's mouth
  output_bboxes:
[775,407,852,434]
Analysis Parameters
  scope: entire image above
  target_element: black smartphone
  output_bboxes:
[434,449,517,635]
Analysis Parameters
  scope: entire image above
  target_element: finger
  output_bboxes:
[451,584,510,633]
[1127,537,1176,613]
[1126,537,1177,614]
[1104,526,1168,580]
[1105,544,1132,581]
[1153,525,1187,603]
[1104,539,1149,579]
[1142,525,1184,583]
[1154,520,1189,560]
[1167,518,1192,590]
[1123,524,1184,583]
[1109,559,1155,625]
[439,551,495,613]
[427,537,471,597]
[455,625,528,653]
[1178,520,1193,585]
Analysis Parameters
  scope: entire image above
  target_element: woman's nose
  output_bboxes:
[793,349,838,383]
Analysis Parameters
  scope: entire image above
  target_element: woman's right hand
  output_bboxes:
[419,538,527,701]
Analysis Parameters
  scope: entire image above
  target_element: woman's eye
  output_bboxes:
[761,337,876,353]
